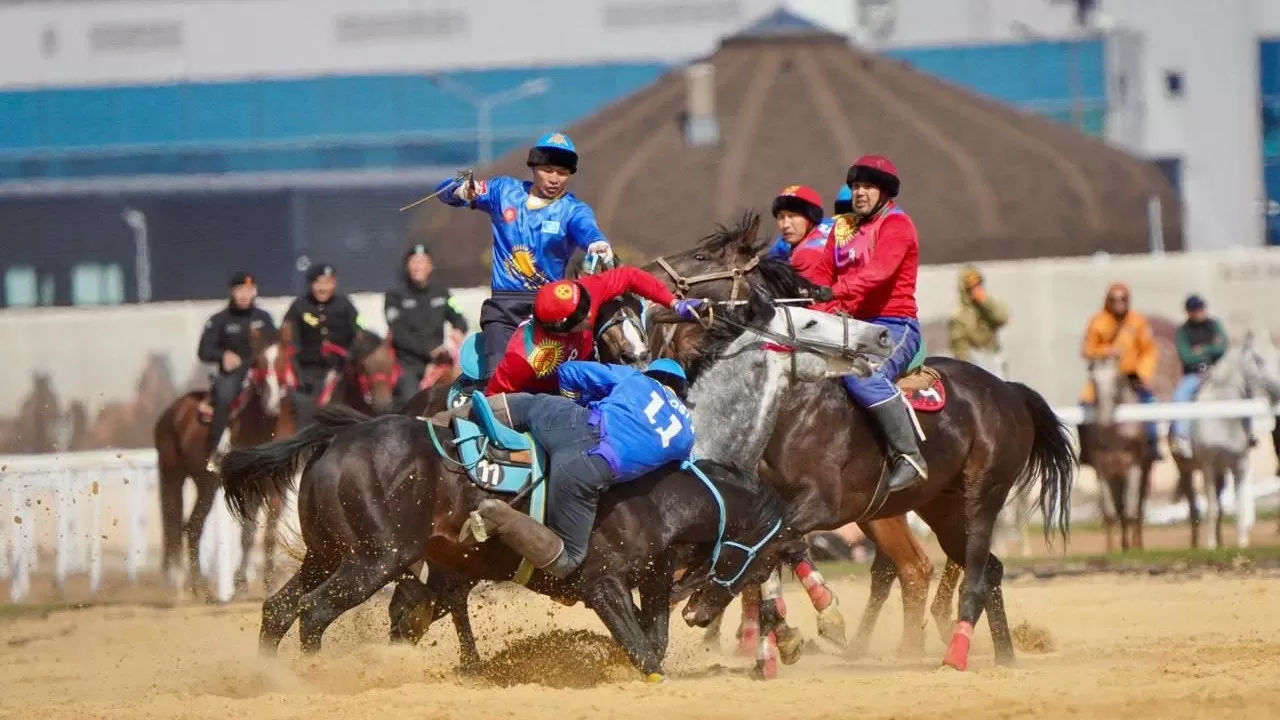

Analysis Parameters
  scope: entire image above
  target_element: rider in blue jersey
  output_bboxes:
[435,133,614,379]
[465,358,695,578]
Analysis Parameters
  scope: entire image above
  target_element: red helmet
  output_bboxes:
[771,185,824,227]
[846,155,900,198]
[533,280,592,333]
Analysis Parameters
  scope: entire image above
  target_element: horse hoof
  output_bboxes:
[459,511,489,543]
[644,672,667,684]
[816,606,848,649]
[776,625,804,666]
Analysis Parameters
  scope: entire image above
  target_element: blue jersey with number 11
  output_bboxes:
[555,361,695,480]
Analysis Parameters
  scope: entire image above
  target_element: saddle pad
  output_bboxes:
[459,333,485,381]
[900,375,946,413]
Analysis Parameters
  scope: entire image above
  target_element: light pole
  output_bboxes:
[429,75,552,167]
[121,207,151,303]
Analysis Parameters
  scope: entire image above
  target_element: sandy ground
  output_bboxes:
[3,572,1280,720]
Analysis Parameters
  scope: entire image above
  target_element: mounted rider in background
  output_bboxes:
[809,155,928,494]
[384,244,468,405]
[1078,282,1161,461]
[196,271,277,472]
[485,267,702,395]
[282,263,365,408]
[765,185,833,281]
[1169,294,1255,457]
[434,132,614,380]
[465,358,695,579]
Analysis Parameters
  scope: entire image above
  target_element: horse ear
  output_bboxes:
[741,213,762,252]
[742,286,776,329]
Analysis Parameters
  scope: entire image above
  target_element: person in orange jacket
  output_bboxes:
[1078,281,1161,461]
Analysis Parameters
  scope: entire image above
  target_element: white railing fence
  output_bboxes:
[0,450,247,603]
[1,399,1276,604]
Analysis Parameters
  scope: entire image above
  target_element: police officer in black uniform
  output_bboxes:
[282,263,363,407]
[197,271,278,470]
[384,244,469,405]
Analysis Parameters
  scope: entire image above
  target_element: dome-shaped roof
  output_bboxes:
[415,25,1180,286]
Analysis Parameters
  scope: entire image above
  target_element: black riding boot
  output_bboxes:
[869,400,928,492]
[465,499,576,579]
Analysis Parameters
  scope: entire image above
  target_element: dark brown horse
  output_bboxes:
[155,326,294,599]
[278,326,402,418]
[650,214,1076,672]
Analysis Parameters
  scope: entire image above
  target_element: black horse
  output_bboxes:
[219,297,810,681]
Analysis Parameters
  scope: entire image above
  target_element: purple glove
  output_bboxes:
[672,298,703,320]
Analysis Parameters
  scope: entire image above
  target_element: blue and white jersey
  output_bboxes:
[555,361,695,480]
[436,175,606,292]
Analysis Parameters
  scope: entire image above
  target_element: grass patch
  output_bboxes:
[0,601,86,621]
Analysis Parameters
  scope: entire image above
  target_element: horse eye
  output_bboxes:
[694,253,707,261]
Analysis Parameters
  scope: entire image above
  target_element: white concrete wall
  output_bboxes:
[3,248,1280,420]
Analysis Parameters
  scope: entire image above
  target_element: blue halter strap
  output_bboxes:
[681,457,783,588]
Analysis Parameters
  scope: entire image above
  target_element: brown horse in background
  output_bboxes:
[155,327,292,599]
[1085,355,1153,552]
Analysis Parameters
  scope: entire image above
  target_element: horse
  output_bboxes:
[154,326,290,598]
[648,213,1076,672]
[1171,331,1280,549]
[1085,355,1154,553]
[218,291,884,680]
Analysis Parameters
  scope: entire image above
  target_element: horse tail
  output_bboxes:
[1008,381,1078,546]
[220,404,373,523]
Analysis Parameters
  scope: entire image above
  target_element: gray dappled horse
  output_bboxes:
[1087,355,1154,552]
[1172,330,1280,549]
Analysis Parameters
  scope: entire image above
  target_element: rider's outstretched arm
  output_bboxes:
[556,361,628,404]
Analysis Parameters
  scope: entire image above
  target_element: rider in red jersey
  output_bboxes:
[485,266,701,395]
[809,155,927,493]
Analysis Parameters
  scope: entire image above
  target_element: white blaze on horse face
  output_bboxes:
[262,344,283,416]
[620,312,649,363]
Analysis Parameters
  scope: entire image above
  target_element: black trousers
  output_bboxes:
[503,392,614,570]
[206,365,249,455]
[479,291,535,381]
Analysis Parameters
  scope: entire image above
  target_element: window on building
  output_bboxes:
[71,262,126,305]
[4,266,38,308]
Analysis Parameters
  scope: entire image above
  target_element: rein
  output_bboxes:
[682,459,782,588]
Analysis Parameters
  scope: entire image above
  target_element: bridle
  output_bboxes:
[654,253,761,304]
[649,252,763,361]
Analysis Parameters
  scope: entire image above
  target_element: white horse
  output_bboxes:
[1172,330,1280,549]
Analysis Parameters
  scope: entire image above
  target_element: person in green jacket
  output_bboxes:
[947,265,1010,378]
[1170,294,1254,457]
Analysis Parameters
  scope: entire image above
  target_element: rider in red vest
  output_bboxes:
[766,185,832,283]
[485,266,701,395]
[810,155,927,493]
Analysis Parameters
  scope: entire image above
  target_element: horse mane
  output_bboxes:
[696,211,772,256]
[694,459,789,533]
[755,256,818,298]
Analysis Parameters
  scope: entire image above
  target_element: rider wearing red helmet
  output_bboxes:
[485,267,701,395]
[766,185,833,283]
[810,155,927,493]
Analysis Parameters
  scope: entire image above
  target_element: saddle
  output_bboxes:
[426,333,551,586]
[894,342,947,413]
[196,374,257,424]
